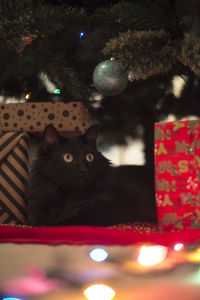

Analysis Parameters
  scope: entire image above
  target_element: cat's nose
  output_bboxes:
[80,165,87,174]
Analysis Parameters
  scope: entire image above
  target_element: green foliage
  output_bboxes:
[178,33,200,76]
[0,0,89,100]
[0,0,38,53]
[80,0,176,66]
[102,29,177,80]
[0,0,199,101]
[93,0,172,32]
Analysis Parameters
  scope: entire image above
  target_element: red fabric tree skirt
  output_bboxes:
[0,224,200,246]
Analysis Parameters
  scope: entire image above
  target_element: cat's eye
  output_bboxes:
[63,153,73,163]
[86,153,94,162]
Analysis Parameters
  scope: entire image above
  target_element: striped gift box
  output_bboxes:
[0,132,29,224]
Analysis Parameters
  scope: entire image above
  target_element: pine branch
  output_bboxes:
[0,0,89,99]
[0,0,88,53]
[93,0,173,32]
[178,33,200,76]
[102,29,177,80]
[80,0,177,67]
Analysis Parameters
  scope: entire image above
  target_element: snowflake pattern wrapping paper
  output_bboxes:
[155,119,200,232]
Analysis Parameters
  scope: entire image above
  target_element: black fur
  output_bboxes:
[27,125,157,226]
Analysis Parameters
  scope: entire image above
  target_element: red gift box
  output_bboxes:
[155,119,200,232]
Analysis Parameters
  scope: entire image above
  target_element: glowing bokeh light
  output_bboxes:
[3,298,24,300]
[174,243,184,251]
[89,248,108,262]
[186,267,200,285]
[84,284,115,300]
[138,245,168,266]
[187,249,200,262]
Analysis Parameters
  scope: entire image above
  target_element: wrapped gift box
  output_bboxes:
[0,101,92,134]
[0,132,29,224]
[0,102,92,225]
[155,119,200,232]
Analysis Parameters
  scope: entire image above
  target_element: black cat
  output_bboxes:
[27,125,157,226]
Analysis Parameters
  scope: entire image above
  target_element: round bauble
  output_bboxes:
[93,59,128,96]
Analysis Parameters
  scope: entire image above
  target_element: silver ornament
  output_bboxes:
[93,59,128,96]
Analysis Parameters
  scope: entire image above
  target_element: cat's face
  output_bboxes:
[39,125,110,190]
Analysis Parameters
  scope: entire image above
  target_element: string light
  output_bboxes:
[89,248,108,262]
[137,245,168,266]
[84,284,115,300]
[53,89,60,94]
[80,32,85,38]
[25,93,31,100]
[174,243,184,251]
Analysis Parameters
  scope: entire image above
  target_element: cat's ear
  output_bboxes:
[81,124,98,145]
[42,125,60,151]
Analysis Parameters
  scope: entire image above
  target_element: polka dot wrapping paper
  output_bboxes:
[0,102,93,133]
[155,119,200,232]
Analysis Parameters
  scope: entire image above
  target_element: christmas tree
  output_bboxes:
[0,0,200,167]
